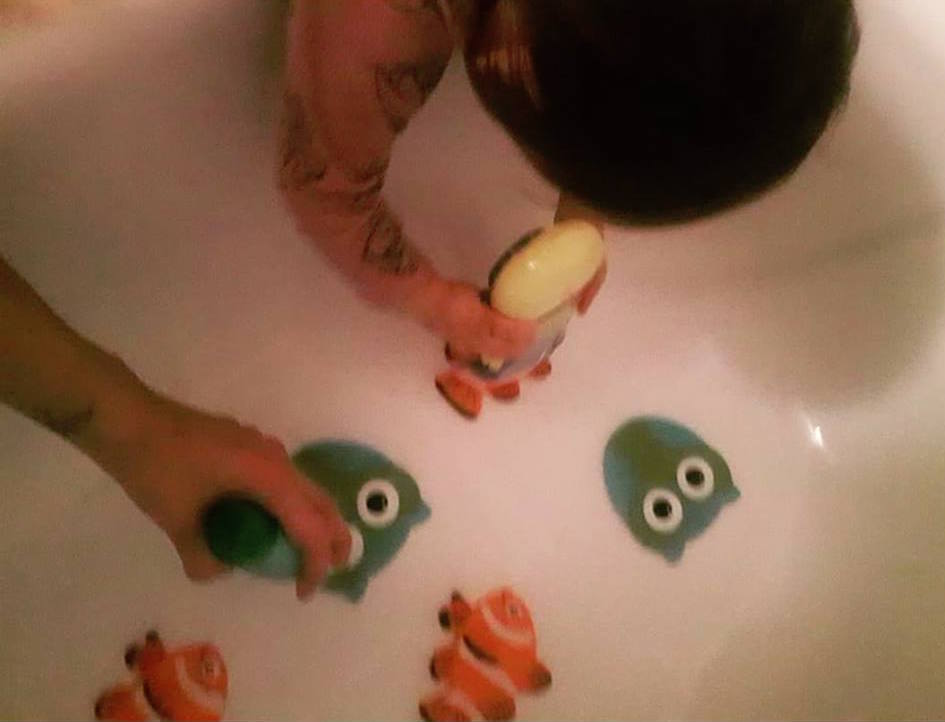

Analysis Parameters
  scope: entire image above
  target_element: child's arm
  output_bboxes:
[279,1,534,361]
[0,256,350,599]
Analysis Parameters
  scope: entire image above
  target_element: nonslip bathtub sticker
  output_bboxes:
[295,441,430,601]
[604,417,739,562]
[203,441,430,602]
[421,588,551,721]
[95,631,227,722]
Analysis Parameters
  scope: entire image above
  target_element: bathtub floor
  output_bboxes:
[2,1,945,719]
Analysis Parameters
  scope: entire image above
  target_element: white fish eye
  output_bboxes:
[677,456,714,501]
[343,525,364,568]
[328,525,364,576]
[642,489,683,534]
[357,479,400,528]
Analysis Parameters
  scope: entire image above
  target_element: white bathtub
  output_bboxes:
[1,2,944,719]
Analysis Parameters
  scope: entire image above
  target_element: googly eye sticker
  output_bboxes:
[356,479,400,528]
[677,456,715,501]
[642,488,683,534]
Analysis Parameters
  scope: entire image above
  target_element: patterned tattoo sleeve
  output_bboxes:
[361,205,421,275]
[278,91,328,192]
[279,1,450,281]
[37,405,94,439]
[374,59,448,134]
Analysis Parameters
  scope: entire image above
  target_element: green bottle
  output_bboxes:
[203,497,301,578]
[202,441,430,601]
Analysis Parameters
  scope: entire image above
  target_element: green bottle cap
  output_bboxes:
[203,497,281,567]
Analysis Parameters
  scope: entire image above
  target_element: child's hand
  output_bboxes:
[577,261,608,315]
[102,393,351,600]
[413,279,536,361]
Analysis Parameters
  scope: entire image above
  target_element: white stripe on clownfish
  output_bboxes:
[480,603,534,648]
[443,685,481,721]
[174,656,226,717]
[458,637,518,697]
[134,684,158,720]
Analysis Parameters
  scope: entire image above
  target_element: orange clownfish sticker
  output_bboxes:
[421,588,551,721]
[94,631,227,721]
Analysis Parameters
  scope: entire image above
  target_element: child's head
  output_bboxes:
[463,0,860,224]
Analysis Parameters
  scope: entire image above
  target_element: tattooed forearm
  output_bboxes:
[347,157,389,212]
[279,92,391,215]
[36,405,94,439]
[279,92,328,191]
[375,1,450,133]
[374,58,448,134]
[349,177,385,213]
[362,206,420,275]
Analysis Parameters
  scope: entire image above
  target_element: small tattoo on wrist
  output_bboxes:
[38,405,94,439]
[279,92,328,191]
[362,207,420,275]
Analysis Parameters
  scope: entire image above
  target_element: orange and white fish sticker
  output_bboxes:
[421,588,552,721]
[94,631,227,722]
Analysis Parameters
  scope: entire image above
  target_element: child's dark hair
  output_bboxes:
[469,0,860,224]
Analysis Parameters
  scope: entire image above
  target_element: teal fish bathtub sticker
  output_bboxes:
[203,441,429,602]
[604,417,739,562]
[294,441,431,601]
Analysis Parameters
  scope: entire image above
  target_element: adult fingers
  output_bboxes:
[179,540,230,581]
[249,466,335,600]
[298,481,351,569]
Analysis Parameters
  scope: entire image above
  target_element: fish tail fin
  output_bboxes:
[94,681,153,721]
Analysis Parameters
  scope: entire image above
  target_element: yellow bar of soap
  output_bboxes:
[489,220,604,320]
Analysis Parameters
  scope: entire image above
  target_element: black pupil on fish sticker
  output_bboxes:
[653,500,672,518]
[686,468,705,486]
[366,492,388,513]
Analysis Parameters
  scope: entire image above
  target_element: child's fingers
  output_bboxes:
[439,283,535,359]
[491,314,536,345]
[447,341,477,362]
[476,333,520,361]
[485,311,535,358]
[577,262,607,315]
[447,318,530,360]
